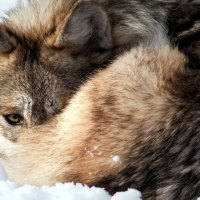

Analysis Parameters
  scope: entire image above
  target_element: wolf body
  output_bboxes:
[1,40,200,200]
[0,1,199,200]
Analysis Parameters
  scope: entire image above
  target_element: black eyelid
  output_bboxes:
[3,113,24,126]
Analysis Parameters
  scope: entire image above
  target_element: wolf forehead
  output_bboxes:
[0,58,68,124]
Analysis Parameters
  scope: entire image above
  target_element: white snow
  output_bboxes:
[0,0,18,20]
[0,165,142,200]
[111,189,141,200]
[0,0,18,12]
[112,155,121,163]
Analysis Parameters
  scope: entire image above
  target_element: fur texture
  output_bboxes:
[1,42,200,200]
[0,1,199,200]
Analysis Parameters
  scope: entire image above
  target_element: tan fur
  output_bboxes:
[0,1,199,199]
[5,0,76,41]
[0,44,186,185]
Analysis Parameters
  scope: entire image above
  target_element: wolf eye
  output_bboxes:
[3,114,24,126]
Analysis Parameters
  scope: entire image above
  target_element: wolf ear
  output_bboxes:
[0,26,17,54]
[55,1,112,52]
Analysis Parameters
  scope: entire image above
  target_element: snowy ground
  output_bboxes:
[0,165,141,200]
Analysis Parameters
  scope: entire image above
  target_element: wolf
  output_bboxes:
[1,34,200,200]
[0,0,199,199]
[0,0,199,100]
[0,0,199,131]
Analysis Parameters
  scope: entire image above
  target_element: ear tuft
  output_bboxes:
[0,26,17,54]
[56,1,112,52]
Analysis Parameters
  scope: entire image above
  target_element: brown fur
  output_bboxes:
[0,1,200,199]
[1,41,200,199]
[0,0,198,143]
[0,1,199,125]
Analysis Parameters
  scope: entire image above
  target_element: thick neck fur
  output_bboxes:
[58,44,200,199]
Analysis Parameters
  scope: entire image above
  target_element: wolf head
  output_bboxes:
[0,0,112,141]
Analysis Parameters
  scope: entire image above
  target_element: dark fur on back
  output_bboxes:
[74,45,200,199]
